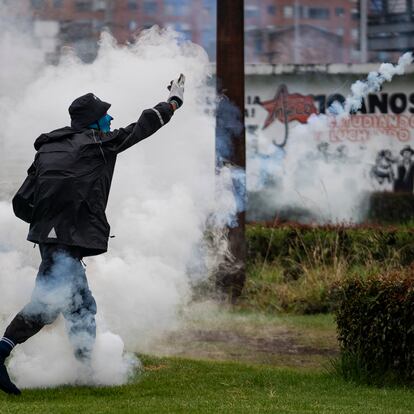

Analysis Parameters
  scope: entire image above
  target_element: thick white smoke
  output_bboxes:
[0,23,234,387]
[248,53,414,223]
[342,52,414,114]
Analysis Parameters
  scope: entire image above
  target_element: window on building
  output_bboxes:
[31,0,45,9]
[370,0,384,13]
[128,0,138,10]
[351,28,359,40]
[351,8,359,20]
[181,30,192,41]
[245,5,260,18]
[254,37,263,53]
[336,27,344,35]
[202,0,213,6]
[335,7,345,16]
[283,6,293,18]
[308,7,330,19]
[294,5,307,18]
[92,19,105,32]
[61,20,93,41]
[143,1,157,15]
[391,0,407,13]
[93,0,106,10]
[378,51,390,61]
[351,49,361,60]
[267,5,276,15]
[166,22,192,40]
[164,0,190,16]
[129,20,138,31]
[75,1,92,12]
[201,29,213,47]
[53,0,63,8]
[300,6,310,18]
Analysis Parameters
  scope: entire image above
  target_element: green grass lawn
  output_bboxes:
[1,311,412,413]
[1,355,414,414]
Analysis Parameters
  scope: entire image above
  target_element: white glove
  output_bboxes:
[167,74,185,109]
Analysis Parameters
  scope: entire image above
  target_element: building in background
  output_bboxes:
[367,0,414,62]
[243,0,414,63]
[16,0,216,62]
[2,0,412,64]
[244,0,361,63]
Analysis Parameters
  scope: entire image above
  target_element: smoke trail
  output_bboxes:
[340,52,413,114]
[247,53,414,223]
[0,21,234,387]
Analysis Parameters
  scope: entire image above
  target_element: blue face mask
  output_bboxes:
[89,114,113,133]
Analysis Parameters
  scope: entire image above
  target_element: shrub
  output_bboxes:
[334,270,414,385]
[242,260,346,314]
[367,191,414,224]
[246,224,414,271]
[243,225,414,315]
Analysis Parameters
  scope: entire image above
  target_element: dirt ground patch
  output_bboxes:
[187,329,338,356]
[146,305,339,370]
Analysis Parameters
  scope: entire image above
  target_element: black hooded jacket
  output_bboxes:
[26,102,173,256]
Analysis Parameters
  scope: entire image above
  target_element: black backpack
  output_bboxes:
[12,163,36,224]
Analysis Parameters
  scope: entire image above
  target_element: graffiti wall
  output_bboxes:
[244,65,414,222]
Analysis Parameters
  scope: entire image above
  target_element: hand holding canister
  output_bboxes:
[167,74,185,111]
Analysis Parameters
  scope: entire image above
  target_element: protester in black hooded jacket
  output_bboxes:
[0,75,185,395]
[28,98,174,256]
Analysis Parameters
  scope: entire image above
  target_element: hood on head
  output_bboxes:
[34,127,77,150]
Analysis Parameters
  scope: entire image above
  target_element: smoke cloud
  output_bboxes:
[0,18,234,388]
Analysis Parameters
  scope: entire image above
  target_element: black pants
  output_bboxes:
[4,244,97,361]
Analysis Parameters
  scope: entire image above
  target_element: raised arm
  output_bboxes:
[102,74,185,154]
[103,102,173,153]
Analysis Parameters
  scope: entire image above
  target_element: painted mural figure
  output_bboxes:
[371,146,414,193]
[315,142,351,163]
[370,149,396,190]
[316,142,331,161]
[393,145,414,193]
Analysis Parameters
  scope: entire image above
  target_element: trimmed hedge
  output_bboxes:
[334,271,414,385]
[247,224,414,272]
[366,192,414,224]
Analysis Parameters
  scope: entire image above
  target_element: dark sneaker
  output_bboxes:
[0,362,21,395]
